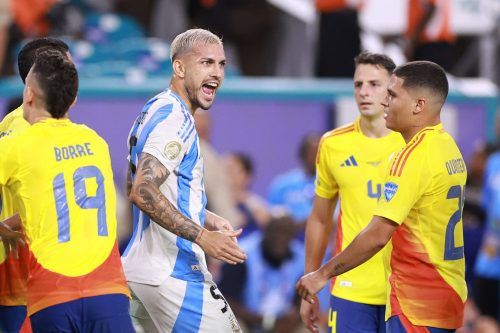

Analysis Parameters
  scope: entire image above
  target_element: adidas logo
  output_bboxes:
[341,155,358,167]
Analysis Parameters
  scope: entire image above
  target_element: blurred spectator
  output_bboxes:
[194,109,241,228]
[225,152,271,238]
[405,0,455,71]
[268,133,321,237]
[463,202,486,288]
[191,0,280,76]
[10,0,59,37]
[218,215,305,333]
[151,0,188,43]
[315,0,362,77]
[474,152,500,321]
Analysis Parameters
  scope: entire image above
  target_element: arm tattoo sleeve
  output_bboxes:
[132,153,202,242]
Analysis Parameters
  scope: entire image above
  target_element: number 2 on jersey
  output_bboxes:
[52,165,108,243]
[444,185,464,260]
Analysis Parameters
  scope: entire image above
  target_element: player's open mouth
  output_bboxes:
[201,82,218,98]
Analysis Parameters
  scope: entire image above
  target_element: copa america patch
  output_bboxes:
[164,141,181,160]
[384,182,398,201]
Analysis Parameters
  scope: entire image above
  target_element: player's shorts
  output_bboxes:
[386,314,456,333]
[129,275,241,333]
[29,294,134,333]
[329,295,385,333]
[0,305,28,333]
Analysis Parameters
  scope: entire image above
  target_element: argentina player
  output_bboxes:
[122,29,245,333]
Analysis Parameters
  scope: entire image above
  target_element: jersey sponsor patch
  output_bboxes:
[384,182,398,201]
[164,141,181,160]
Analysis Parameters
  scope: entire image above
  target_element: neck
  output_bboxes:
[400,117,440,143]
[359,114,391,138]
[24,106,64,125]
[170,81,195,115]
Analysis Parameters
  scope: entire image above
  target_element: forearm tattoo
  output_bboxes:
[132,153,202,242]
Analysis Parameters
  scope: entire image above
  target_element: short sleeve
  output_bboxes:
[315,139,339,199]
[142,110,191,172]
[374,149,431,225]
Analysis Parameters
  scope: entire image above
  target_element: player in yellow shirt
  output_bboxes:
[0,37,71,333]
[299,52,405,333]
[297,61,467,332]
[0,49,134,331]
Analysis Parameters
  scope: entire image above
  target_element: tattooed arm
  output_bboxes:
[129,153,246,264]
[296,215,397,303]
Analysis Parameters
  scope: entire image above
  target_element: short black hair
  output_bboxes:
[31,49,78,119]
[18,38,69,83]
[232,153,254,176]
[354,51,396,74]
[394,61,449,102]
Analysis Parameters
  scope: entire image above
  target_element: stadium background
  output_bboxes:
[0,0,498,332]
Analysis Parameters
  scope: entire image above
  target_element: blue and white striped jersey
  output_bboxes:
[122,89,211,285]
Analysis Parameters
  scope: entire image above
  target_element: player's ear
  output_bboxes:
[173,59,185,79]
[414,98,426,114]
[24,85,34,106]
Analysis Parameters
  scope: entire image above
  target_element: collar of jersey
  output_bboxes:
[408,123,443,144]
[165,89,190,114]
[38,117,71,124]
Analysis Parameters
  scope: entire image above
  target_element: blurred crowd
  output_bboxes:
[0,0,499,82]
[0,0,499,332]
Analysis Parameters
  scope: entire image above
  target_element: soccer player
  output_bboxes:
[297,61,467,332]
[0,37,70,333]
[122,28,245,332]
[299,52,404,333]
[0,49,134,332]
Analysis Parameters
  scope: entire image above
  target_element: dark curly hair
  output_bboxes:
[31,49,78,118]
[18,38,69,83]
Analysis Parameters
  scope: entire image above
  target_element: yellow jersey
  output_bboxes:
[0,118,129,315]
[374,123,467,329]
[0,106,30,306]
[315,118,405,305]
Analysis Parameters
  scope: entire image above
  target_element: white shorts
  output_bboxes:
[128,276,241,333]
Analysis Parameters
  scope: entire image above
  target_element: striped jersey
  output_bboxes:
[122,89,211,285]
[0,106,30,306]
[374,123,467,328]
[315,118,405,305]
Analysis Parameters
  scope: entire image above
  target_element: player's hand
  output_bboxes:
[300,297,321,333]
[196,228,246,265]
[296,270,329,304]
[0,220,25,259]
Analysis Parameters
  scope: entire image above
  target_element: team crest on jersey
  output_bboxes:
[384,182,398,201]
[164,141,181,160]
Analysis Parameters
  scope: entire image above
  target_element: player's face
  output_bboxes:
[354,64,391,119]
[183,43,226,110]
[382,75,414,132]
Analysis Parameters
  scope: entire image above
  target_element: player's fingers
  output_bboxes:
[220,250,245,264]
[224,242,246,261]
[223,229,242,238]
[2,239,10,257]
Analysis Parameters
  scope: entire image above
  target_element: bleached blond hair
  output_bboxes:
[170,29,222,61]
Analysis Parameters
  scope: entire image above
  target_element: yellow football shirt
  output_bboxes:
[374,123,467,329]
[316,118,405,305]
[0,118,129,314]
[0,106,30,306]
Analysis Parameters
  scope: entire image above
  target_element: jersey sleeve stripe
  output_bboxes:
[395,133,426,176]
